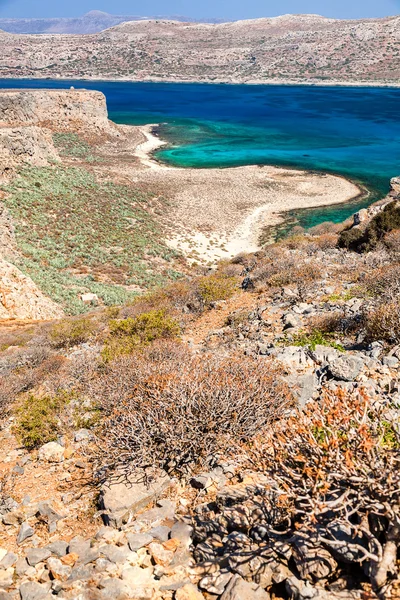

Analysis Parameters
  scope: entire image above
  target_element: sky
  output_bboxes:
[0,0,399,20]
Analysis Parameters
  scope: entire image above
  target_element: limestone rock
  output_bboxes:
[0,258,63,320]
[100,470,171,527]
[175,584,205,600]
[328,355,364,382]
[38,442,65,463]
[220,575,270,599]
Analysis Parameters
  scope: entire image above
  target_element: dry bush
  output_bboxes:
[363,263,400,303]
[309,311,362,338]
[308,221,343,236]
[246,389,400,593]
[383,228,400,258]
[313,232,339,250]
[90,343,294,477]
[364,301,400,345]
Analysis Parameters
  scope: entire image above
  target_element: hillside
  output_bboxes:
[0,88,399,598]
[1,14,400,83]
[0,11,225,35]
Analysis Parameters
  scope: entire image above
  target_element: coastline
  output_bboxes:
[2,75,400,89]
[134,125,362,264]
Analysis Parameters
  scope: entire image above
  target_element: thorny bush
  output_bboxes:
[90,341,294,478]
[246,389,400,593]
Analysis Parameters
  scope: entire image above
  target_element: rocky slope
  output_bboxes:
[1,14,400,83]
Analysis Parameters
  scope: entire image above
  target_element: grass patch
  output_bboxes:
[286,329,345,352]
[1,166,180,314]
[50,316,96,348]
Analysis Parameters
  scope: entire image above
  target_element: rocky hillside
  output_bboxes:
[0,89,182,319]
[1,14,400,83]
[0,208,400,598]
[0,11,226,35]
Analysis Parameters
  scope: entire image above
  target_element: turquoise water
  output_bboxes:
[1,79,400,231]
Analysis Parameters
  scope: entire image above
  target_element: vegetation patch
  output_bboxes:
[287,329,345,352]
[50,316,97,348]
[102,309,180,361]
[339,200,400,252]
[13,393,69,449]
[53,132,102,163]
[1,166,180,314]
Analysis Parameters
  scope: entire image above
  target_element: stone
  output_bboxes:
[26,548,52,566]
[46,557,72,582]
[148,542,174,566]
[0,568,13,589]
[46,540,68,557]
[0,550,6,563]
[175,584,205,600]
[127,533,154,552]
[135,499,175,526]
[19,581,52,600]
[38,442,64,463]
[121,565,154,586]
[17,522,34,545]
[292,537,337,582]
[74,428,92,443]
[149,525,171,542]
[282,313,302,331]
[171,522,193,546]
[100,471,171,527]
[15,558,29,576]
[328,355,364,382]
[220,575,270,600]
[101,544,130,564]
[68,535,91,557]
[0,592,11,600]
[200,571,232,594]
[98,577,129,597]
[0,552,16,569]
[383,356,399,368]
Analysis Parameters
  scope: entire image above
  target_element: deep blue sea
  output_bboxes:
[2,79,400,231]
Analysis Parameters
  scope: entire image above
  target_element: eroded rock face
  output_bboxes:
[0,89,112,133]
[0,258,63,320]
[0,125,58,180]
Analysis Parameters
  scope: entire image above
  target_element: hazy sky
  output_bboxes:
[0,0,399,20]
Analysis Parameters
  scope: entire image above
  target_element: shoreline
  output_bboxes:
[2,75,400,89]
[134,125,362,263]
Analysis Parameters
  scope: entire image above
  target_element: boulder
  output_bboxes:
[175,584,205,600]
[100,470,171,527]
[220,575,270,600]
[328,355,364,382]
[38,442,65,463]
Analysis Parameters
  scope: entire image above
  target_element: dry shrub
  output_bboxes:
[383,228,400,258]
[364,301,400,344]
[313,232,338,250]
[308,221,342,236]
[247,389,400,592]
[91,343,294,477]
[364,263,400,303]
[50,316,97,348]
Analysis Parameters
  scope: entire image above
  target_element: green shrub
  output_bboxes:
[50,317,96,348]
[13,394,68,449]
[289,329,345,352]
[102,309,180,361]
[197,275,238,306]
[339,201,400,252]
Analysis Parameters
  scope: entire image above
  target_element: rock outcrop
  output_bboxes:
[0,258,63,320]
[0,89,113,133]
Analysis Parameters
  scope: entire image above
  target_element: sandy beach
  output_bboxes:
[128,125,361,264]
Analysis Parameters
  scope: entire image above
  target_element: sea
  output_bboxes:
[2,79,400,232]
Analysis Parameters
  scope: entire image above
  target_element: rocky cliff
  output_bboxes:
[0,89,117,320]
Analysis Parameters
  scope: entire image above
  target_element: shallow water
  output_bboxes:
[2,79,400,231]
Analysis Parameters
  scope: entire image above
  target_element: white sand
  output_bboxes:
[132,126,362,264]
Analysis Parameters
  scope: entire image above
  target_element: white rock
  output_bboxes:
[38,442,65,463]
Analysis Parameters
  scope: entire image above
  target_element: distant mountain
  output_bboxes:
[0,11,227,35]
